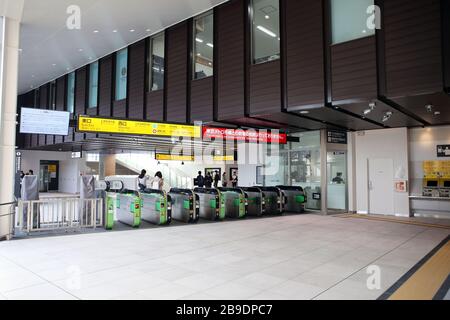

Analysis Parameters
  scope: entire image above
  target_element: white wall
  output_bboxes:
[409,126,450,195]
[20,150,88,194]
[354,128,409,216]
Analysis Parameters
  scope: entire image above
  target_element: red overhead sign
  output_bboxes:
[202,127,287,144]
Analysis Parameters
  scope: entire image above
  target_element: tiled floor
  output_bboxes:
[0,214,448,300]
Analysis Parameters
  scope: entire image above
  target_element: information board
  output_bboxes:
[78,116,201,138]
[20,108,70,136]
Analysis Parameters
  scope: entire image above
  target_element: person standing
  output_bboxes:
[222,172,228,187]
[151,171,164,190]
[137,169,149,191]
[196,171,205,188]
[213,171,220,188]
[231,172,238,188]
[205,172,213,189]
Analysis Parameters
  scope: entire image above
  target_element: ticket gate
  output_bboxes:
[104,180,125,230]
[241,187,265,217]
[277,186,306,213]
[116,190,141,227]
[194,188,226,221]
[218,188,247,219]
[140,189,172,225]
[168,188,200,223]
[257,187,284,214]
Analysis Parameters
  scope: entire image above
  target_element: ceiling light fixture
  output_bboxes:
[265,15,270,19]
[257,25,277,38]
[434,111,441,116]
[78,48,83,52]
[382,111,393,123]
[195,38,203,43]
[206,43,214,48]
[363,102,376,115]
[300,111,310,114]
[129,29,135,32]
[146,29,151,32]
[112,30,118,33]
[93,30,99,33]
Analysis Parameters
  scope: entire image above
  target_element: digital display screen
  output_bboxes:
[20,108,70,136]
[427,181,438,187]
[444,181,450,188]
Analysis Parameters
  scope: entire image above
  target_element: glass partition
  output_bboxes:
[150,33,165,91]
[115,48,128,100]
[193,12,214,79]
[327,151,347,211]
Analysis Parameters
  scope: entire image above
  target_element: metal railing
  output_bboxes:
[16,198,103,234]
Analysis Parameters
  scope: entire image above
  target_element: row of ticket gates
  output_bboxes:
[97,181,307,229]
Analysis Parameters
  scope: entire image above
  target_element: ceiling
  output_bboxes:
[15,0,228,94]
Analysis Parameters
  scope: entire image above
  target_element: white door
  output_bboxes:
[368,158,394,215]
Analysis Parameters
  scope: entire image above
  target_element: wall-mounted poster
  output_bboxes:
[230,168,238,179]
[437,145,450,157]
[394,180,408,193]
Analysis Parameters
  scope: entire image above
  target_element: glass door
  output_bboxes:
[327,151,348,211]
[39,165,49,192]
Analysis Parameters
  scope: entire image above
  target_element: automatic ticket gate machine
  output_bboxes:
[168,188,200,223]
[140,189,172,225]
[241,187,265,217]
[194,188,226,221]
[277,186,306,213]
[115,189,142,228]
[257,187,284,215]
[104,180,124,230]
[218,188,248,219]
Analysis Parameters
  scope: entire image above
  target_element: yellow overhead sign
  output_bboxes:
[155,154,195,162]
[213,155,236,162]
[77,116,201,138]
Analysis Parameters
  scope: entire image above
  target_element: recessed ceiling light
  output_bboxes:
[129,29,135,32]
[52,63,56,66]
[146,29,151,32]
[112,29,118,33]
[78,48,83,52]
[93,30,99,33]
[300,111,309,114]
[265,15,270,19]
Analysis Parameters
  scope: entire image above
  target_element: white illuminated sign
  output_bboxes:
[20,108,70,136]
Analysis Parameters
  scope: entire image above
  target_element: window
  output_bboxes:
[88,61,99,108]
[67,72,75,113]
[251,0,280,64]
[330,0,375,44]
[149,33,165,91]
[193,12,213,80]
[115,48,128,100]
[50,81,56,110]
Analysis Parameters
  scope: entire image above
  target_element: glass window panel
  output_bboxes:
[193,12,214,80]
[67,72,75,113]
[252,0,280,64]
[330,0,375,44]
[150,33,165,91]
[115,48,128,100]
[50,81,56,110]
[88,61,99,108]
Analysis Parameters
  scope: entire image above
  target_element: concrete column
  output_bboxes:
[0,17,21,240]
[101,154,116,178]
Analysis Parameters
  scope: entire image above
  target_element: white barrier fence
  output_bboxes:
[16,198,103,234]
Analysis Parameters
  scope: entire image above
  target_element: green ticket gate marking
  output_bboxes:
[295,195,306,204]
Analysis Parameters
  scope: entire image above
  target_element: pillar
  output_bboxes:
[0,17,21,240]
[99,154,116,179]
